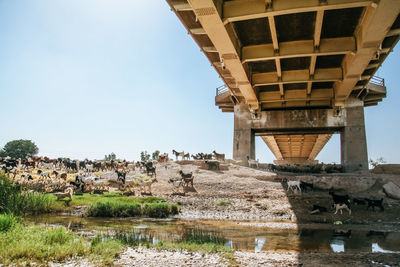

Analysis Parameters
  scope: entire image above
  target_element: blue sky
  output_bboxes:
[0,0,399,163]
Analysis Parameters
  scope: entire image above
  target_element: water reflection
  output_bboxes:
[255,237,266,252]
[26,215,400,254]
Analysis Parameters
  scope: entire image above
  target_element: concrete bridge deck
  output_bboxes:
[167,0,400,171]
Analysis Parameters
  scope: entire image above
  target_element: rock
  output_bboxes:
[383,182,400,199]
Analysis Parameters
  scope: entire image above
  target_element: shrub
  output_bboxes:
[0,214,18,232]
[87,201,141,217]
[143,203,179,218]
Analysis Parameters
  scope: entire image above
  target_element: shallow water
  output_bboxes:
[27,215,400,254]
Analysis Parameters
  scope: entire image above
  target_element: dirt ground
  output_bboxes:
[98,161,400,267]
[150,161,400,226]
[22,161,400,266]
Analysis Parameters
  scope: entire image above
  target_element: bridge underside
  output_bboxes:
[167,0,400,170]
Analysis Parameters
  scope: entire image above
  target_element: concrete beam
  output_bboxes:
[188,0,259,110]
[308,134,332,160]
[242,37,356,63]
[259,89,333,103]
[261,136,283,160]
[334,0,400,103]
[253,68,342,86]
[223,0,372,23]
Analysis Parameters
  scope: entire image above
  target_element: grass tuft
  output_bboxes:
[0,213,18,232]
[217,200,231,206]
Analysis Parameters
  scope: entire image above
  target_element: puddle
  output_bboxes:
[26,215,400,254]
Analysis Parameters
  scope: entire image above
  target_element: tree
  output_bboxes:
[104,152,117,161]
[369,157,386,169]
[1,139,39,159]
[140,151,150,162]
[152,150,160,160]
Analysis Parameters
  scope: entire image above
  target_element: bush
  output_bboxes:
[0,214,18,232]
[143,203,179,218]
[87,201,141,217]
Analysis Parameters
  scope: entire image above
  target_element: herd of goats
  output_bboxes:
[0,150,226,196]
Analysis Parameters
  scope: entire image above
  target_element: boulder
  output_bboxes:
[383,182,400,199]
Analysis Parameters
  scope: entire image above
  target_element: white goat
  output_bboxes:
[248,159,259,168]
[287,180,301,193]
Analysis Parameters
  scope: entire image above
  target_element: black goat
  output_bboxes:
[146,165,156,177]
[116,170,126,184]
[353,198,366,205]
[300,181,314,191]
[365,198,384,211]
[179,170,192,179]
[329,191,350,205]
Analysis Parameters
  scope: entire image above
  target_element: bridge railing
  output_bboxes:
[369,76,385,86]
[216,85,229,96]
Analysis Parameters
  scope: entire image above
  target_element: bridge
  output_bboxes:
[166,0,400,171]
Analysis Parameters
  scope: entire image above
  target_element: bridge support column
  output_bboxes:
[341,105,368,172]
[233,104,255,165]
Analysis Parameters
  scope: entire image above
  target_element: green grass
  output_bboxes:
[0,214,18,232]
[0,175,57,215]
[87,200,179,218]
[216,200,231,206]
[0,220,124,265]
[87,201,142,217]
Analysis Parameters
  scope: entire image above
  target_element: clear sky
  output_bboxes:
[0,0,399,163]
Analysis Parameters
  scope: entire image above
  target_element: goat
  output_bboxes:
[300,181,314,192]
[212,150,225,161]
[365,198,384,211]
[168,178,183,188]
[286,180,301,193]
[205,160,220,170]
[352,198,366,205]
[146,165,156,177]
[248,159,259,168]
[333,203,351,215]
[172,150,185,161]
[179,170,192,179]
[329,191,350,206]
[138,177,158,194]
[53,188,73,201]
[37,170,50,178]
[158,154,169,163]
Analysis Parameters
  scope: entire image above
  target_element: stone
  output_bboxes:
[383,182,400,199]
